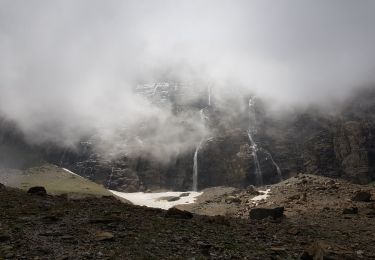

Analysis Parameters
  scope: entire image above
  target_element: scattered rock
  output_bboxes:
[342,207,358,214]
[197,241,211,255]
[325,180,335,186]
[352,191,371,202]
[179,193,190,197]
[89,218,114,224]
[287,227,300,235]
[249,207,284,220]
[288,194,300,201]
[270,247,286,253]
[157,196,180,202]
[300,193,307,202]
[225,196,241,204]
[27,186,47,196]
[0,233,10,242]
[300,241,325,260]
[95,232,114,241]
[42,215,60,223]
[165,208,193,219]
[246,185,260,195]
[167,196,180,202]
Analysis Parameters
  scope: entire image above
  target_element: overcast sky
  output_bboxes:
[1,0,375,158]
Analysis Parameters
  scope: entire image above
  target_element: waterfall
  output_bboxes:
[59,149,66,167]
[247,96,282,184]
[208,84,211,106]
[262,149,283,181]
[247,130,263,186]
[193,139,204,191]
[192,108,209,191]
[107,167,114,187]
[247,97,263,186]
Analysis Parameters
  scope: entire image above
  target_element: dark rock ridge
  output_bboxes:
[0,86,374,191]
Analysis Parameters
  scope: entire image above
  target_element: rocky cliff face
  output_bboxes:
[1,87,374,191]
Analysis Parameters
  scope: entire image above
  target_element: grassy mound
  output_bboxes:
[0,164,111,198]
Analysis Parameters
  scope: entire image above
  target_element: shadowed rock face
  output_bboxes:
[1,88,375,191]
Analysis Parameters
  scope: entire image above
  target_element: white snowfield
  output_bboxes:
[251,189,271,205]
[62,168,83,178]
[110,190,203,210]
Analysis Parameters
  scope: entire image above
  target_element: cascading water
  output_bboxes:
[192,139,204,191]
[107,167,114,187]
[59,149,66,167]
[247,130,263,186]
[262,148,283,181]
[247,97,263,186]
[208,84,211,106]
[192,86,212,191]
[247,97,282,184]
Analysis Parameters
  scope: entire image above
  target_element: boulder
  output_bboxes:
[158,196,180,202]
[300,241,325,260]
[342,207,358,214]
[27,186,47,196]
[351,191,372,202]
[249,207,284,220]
[246,185,260,195]
[95,232,114,241]
[0,233,10,242]
[165,208,193,219]
[225,196,241,204]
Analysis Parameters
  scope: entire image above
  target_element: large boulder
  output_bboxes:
[165,208,193,219]
[27,186,47,196]
[351,191,372,202]
[249,207,284,220]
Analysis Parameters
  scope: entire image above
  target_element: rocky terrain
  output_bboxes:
[0,173,374,259]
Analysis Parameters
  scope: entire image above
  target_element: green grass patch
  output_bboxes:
[3,164,111,197]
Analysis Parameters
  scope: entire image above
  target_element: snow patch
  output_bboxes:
[110,190,203,210]
[251,189,271,205]
[62,168,82,178]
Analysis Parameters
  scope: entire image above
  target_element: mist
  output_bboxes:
[1,0,375,160]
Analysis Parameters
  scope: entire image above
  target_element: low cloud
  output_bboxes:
[0,0,374,160]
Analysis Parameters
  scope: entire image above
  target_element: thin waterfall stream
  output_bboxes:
[248,97,282,185]
[262,148,283,181]
[192,139,204,191]
[247,130,263,186]
[247,97,263,186]
[192,87,211,191]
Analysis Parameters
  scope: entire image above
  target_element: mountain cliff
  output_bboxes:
[0,86,374,191]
